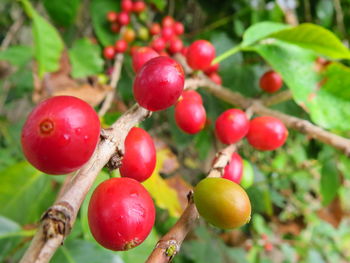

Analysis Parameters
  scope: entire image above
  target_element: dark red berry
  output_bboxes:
[21,96,100,175]
[110,23,120,33]
[161,26,175,41]
[149,23,161,35]
[120,127,156,182]
[204,63,219,75]
[151,37,166,52]
[132,47,159,72]
[173,22,184,35]
[222,153,243,184]
[103,46,116,59]
[117,11,130,25]
[115,39,128,53]
[88,177,155,251]
[208,72,222,85]
[186,40,216,70]
[133,56,185,111]
[259,70,283,93]
[121,0,133,12]
[162,16,175,27]
[215,109,249,145]
[180,90,203,104]
[106,11,118,23]
[175,100,206,134]
[247,116,288,151]
[132,1,146,13]
[168,38,183,54]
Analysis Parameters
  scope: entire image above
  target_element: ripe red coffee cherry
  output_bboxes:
[259,70,283,93]
[132,47,159,72]
[120,127,156,182]
[149,23,161,35]
[117,11,130,25]
[222,152,243,184]
[162,16,175,27]
[161,26,175,41]
[175,100,206,134]
[168,38,183,54]
[173,22,184,35]
[186,40,216,70]
[88,177,155,251]
[181,46,188,57]
[247,116,288,151]
[132,1,146,13]
[115,39,128,53]
[215,109,249,144]
[151,37,166,52]
[204,63,219,75]
[103,46,115,60]
[21,96,100,175]
[110,23,120,33]
[208,72,222,85]
[106,11,118,23]
[180,90,203,104]
[133,56,185,111]
[121,0,133,12]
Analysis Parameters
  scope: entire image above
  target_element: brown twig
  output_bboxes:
[19,104,151,263]
[146,144,236,263]
[261,90,293,107]
[1,12,24,50]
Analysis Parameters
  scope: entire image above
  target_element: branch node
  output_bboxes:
[106,148,124,170]
[156,239,179,260]
[186,190,194,203]
[100,128,112,140]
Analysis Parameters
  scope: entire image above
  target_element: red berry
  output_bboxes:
[180,90,203,104]
[149,23,161,35]
[132,1,146,13]
[151,37,166,52]
[175,100,206,134]
[103,46,116,59]
[118,11,130,25]
[181,46,188,57]
[162,16,175,27]
[132,47,159,72]
[133,56,185,111]
[186,40,216,70]
[121,0,133,12]
[158,50,169,57]
[161,26,175,41]
[130,45,140,56]
[168,38,183,54]
[173,22,184,35]
[204,63,219,75]
[115,39,128,53]
[208,72,222,85]
[259,70,283,93]
[215,109,249,145]
[110,23,120,33]
[88,177,155,251]
[222,153,243,183]
[120,127,156,182]
[106,11,118,23]
[21,96,100,175]
[264,242,273,252]
[247,116,288,151]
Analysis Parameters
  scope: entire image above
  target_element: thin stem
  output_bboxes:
[212,45,242,64]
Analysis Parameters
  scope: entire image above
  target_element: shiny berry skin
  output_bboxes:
[110,23,120,33]
[117,11,130,25]
[247,116,288,151]
[180,90,202,104]
[103,46,115,60]
[208,72,222,85]
[21,96,100,175]
[222,153,243,183]
[88,177,155,251]
[181,46,188,57]
[123,28,136,43]
[168,38,183,54]
[186,40,216,70]
[194,178,251,229]
[120,127,156,182]
[161,26,175,41]
[204,63,219,75]
[162,16,175,27]
[173,22,184,35]
[149,23,161,35]
[132,1,146,13]
[106,11,118,23]
[121,0,133,12]
[132,47,159,72]
[115,39,128,53]
[151,37,166,52]
[133,56,185,111]
[215,109,249,145]
[175,100,206,134]
[240,159,254,188]
[259,70,283,93]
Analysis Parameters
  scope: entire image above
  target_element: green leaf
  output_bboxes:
[68,38,104,78]
[90,0,119,46]
[0,162,56,224]
[0,45,32,66]
[320,160,340,206]
[21,0,64,78]
[43,0,80,27]
[270,23,350,59]
[0,216,21,262]
[242,21,290,47]
[147,0,166,11]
